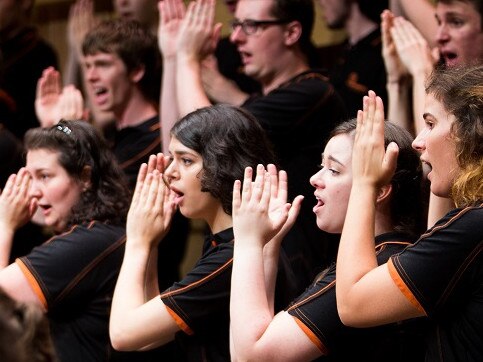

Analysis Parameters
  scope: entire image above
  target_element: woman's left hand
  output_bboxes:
[353,91,399,189]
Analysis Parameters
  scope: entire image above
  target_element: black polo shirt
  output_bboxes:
[287,232,428,361]
[16,221,126,361]
[389,204,483,361]
[328,28,387,118]
[242,69,347,289]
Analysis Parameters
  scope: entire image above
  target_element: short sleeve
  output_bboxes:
[160,242,233,335]
[389,206,483,317]
[16,223,126,310]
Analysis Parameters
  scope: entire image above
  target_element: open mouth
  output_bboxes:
[441,51,458,66]
[169,186,185,205]
[312,197,325,213]
[38,204,52,215]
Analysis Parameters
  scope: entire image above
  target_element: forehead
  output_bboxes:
[236,0,274,18]
[169,137,201,157]
[323,134,353,164]
[26,149,61,170]
[436,1,482,19]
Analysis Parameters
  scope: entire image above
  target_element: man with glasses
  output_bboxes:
[160,0,347,291]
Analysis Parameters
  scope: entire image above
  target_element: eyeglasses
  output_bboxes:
[230,19,290,35]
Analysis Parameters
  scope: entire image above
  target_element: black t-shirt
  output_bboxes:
[242,70,347,288]
[161,228,297,361]
[327,28,387,118]
[287,232,428,361]
[389,204,483,362]
[17,222,126,361]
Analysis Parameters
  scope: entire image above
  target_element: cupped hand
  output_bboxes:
[0,169,35,232]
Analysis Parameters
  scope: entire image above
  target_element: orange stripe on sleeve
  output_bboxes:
[164,305,194,336]
[15,259,48,310]
[387,259,427,315]
[293,317,329,355]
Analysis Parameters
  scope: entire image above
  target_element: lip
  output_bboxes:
[312,195,325,213]
[169,185,185,205]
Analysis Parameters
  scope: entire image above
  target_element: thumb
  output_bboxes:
[384,142,399,173]
[29,198,39,218]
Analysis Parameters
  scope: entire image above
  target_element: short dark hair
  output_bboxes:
[24,120,131,227]
[331,119,425,234]
[171,104,276,215]
[426,64,483,206]
[82,19,161,103]
[270,0,316,62]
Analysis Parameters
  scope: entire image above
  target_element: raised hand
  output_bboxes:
[68,0,97,60]
[232,165,292,247]
[390,16,434,78]
[158,0,187,59]
[35,67,62,127]
[126,161,176,250]
[353,91,399,189]
[381,10,408,84]
[177,0,222,62]
[0,169,35,232]
[57,85,87,121]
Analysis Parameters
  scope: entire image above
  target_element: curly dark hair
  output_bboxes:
[426,64,483,206]
[24,120,131,227]
[331,119,425,235]
[171,104,276,215]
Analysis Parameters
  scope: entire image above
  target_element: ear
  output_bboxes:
[376,183,392,205]
[130,65,146,84]
[80,166,92,192]
[283,21,303,47]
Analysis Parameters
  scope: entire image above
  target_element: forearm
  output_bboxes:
[395,0,437,46]
[204,76,249,106]
[176,56,212,118]
[0,228,14,268]
[386,80,412,134]
[110,242,154,346]
[411,70,431,135]
[336,184,378,315]
[160,57,179,154]
[262,243,280,315]
[230,241,274,360]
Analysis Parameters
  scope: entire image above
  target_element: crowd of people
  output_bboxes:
[0,0,481,361]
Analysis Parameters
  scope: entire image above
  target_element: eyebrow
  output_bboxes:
[321,153,346,167]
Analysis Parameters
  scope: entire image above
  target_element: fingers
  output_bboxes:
[241,166,253,204]
[132,163,148,206]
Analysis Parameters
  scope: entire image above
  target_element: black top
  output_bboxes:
[161,228,297,361]
[287,232,428,361]
[242,70,347,288]
[0,26,58,139]
[390,204,483,362]
[17,222,126,361]
[327,28,387,118]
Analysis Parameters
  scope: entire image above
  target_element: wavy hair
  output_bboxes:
[24,120,131,227]
[331,119,425,234]
[171,104,276,215]
[426,65,483,206]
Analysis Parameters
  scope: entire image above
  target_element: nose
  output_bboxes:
[412,128,428,152]
[435,24,449,44]
[164,159,178,182]
[309,168,325,189]
[84,65,98,82]
[230,25,245,44]
[28,179,42,199]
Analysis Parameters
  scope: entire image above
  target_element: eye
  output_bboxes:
[447,16,464,27]
[181,158,193,166]
[425,119,434,130]
[39,173,51,181]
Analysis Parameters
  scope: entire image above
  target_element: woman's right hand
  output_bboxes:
[0,169,35,232]
[126,155,175,250]
[381,10,408,84]
[158,0,186,59]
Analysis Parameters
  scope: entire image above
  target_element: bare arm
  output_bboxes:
[390,0,437,46]
[381,10,412,133]
[335,92,423,327]
[110,157,179,351]
[175,0,221,117]
[230,166,314,360]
